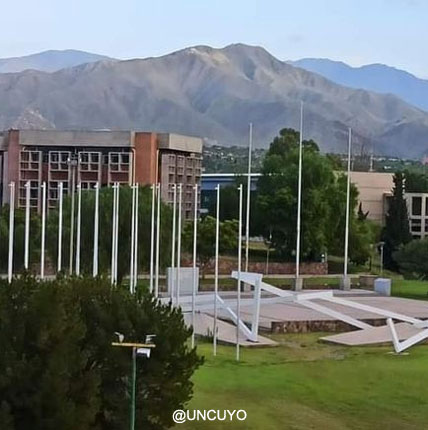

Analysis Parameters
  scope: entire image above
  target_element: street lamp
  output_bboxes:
[112,333,156,430]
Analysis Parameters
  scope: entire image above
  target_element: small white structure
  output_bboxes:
[374,278,391,296]
[167,267,199,297]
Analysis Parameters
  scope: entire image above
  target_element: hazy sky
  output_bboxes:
[2,0,427,77]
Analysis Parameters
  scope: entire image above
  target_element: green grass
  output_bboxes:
[181,335,428,429]
[392,279,428,301]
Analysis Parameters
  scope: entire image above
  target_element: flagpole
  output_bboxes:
[40,182,46,280]
[93,182,99,277]
[171,184,177,300]
[8,182,15,283]
[191,184,198,348]
[111,183,117,285]
[236,184,243,362]
[57,182,63,273]
[213,184,220,356]
[149,184,155,293]
[130,184,136,291]
[24,181,30,270]
[295,101,303,290]
[133,184,139,292]
[176,184,182,306]
[343,127,352,290]
[245,122,253,272]
[155,183,161,297]
[75,183,82,275]
[114,183,120,284]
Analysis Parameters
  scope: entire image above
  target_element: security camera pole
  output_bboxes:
[112,335,156,430]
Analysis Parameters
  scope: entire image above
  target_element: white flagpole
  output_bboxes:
[149,184,155,293]
[8,182,15,283]
[133,184,139,291]
[114,183,120,284]
[24,181,30,270]
[213,184,220,356]
[236,184,243,362]
[245,122,253,272]
[57,182,63,273]
[93,182,99,277]
[111,183,117,285]
[191,184,198,348]
[40,182,47,280]
[171,184,177,300]
[130,184,136,291]
[155,183,161,297]
[295,101,303,289]
[343,127,352,289]
[75,183,82,275]
[176,183,182,306]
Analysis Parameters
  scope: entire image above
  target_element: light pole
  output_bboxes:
[68,155,79,275]
[112,334,156,430]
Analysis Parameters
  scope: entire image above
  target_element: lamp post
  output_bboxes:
[112,334,156,430]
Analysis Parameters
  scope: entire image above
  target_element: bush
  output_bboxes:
[0,276,202,430]
[394,239,428,279]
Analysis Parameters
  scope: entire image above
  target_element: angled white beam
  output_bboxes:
[387,318,428,353]
[299,300,371,330]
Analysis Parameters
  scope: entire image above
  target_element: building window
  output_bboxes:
[412,196,422,216]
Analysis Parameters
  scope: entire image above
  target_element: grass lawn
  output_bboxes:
[392,279,428,301]
[181,334,428,429]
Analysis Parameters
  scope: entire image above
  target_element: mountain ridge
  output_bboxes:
[1,44,428,158]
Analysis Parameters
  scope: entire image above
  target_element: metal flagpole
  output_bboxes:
[213,184,220,356]
[114,183,120,284]
[191,184,198,348]
[93,182,99,277]
[149,184,155,293]
[57,182,63,273]
[343,127,352,290]
[24,181,30,270]
[171,184,177,300]
[75,183,82,275]
[111,183,117,285]
[236,184,243,361]
[40,182,47,280]
[245,122,253,272]
[69,159,77,275]
[176,184,182,306]
[295,101,303,290]
[155,183,161,297]
[133,184,139,292]
[130,184,136,291]
[8,182,15,283]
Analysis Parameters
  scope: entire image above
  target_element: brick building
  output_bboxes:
[0,129,202,218]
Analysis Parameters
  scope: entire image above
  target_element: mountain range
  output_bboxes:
[0,49,111,73]
[0,44,428,158]
[290,58,428,112]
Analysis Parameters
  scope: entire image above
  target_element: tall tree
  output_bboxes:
[382,172,412,270]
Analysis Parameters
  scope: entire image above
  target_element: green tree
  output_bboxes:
[182,216,238,275]
[382,172,412,270]
[0,276,202,430]
[46,186,172,282]
[394,239,428,279]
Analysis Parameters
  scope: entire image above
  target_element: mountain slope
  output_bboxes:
[291,58,428,112]
[1,44,428,157]
[0,49,113,73]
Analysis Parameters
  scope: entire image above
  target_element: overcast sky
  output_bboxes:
[2,0,427,77]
